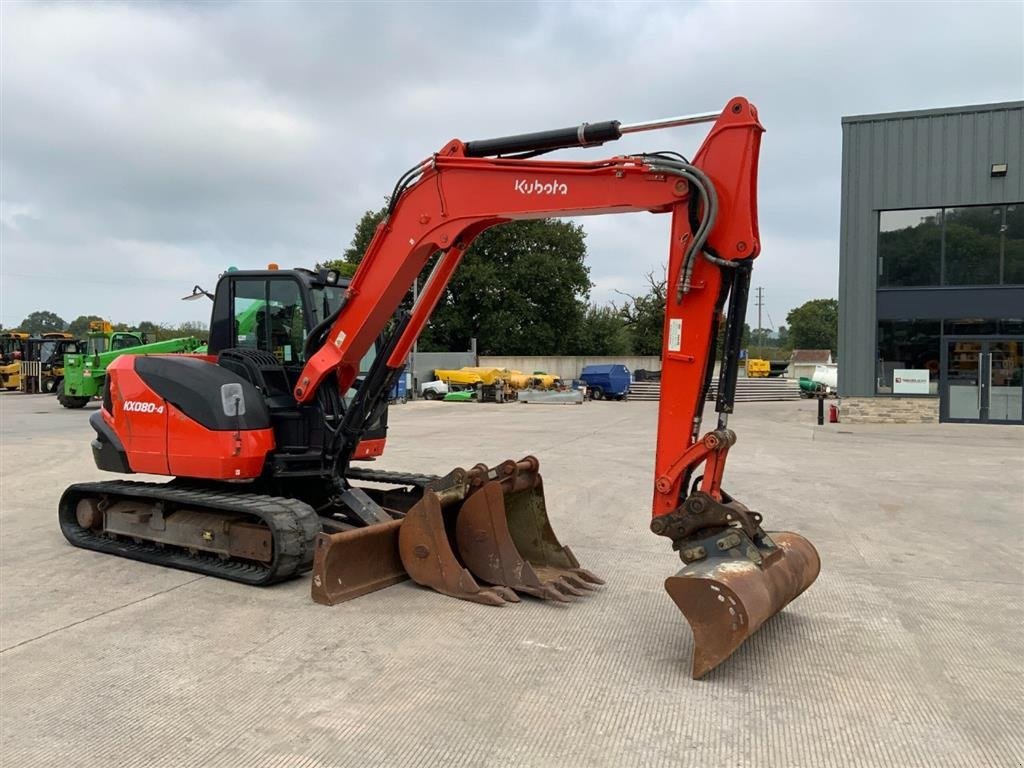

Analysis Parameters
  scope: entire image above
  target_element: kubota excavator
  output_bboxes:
[59,97,819,678]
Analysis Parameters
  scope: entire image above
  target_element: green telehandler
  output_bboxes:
[57,320,204,408]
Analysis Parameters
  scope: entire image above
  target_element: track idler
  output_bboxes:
[653,492,820,678]
[399,457,603,605]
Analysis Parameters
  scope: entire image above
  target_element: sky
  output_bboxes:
[2,1,1022,334]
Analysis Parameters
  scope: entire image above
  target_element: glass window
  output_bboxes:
[233,279,308,364]
[268,280,306,364]
[876,320,940,394]
[878,209,942,287]
[943,318,999,336]
[87,337,108,355]
[1000,318,1024,335]
[309,285,347,326]
[1003,204,1024,285]
[943,206,1002,285]
[111,334,141,351]
[233,280,266,352]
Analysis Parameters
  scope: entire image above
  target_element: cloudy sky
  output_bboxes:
[2,1,1022,333]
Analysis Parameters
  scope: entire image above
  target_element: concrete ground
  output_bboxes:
[1,392,1022,768]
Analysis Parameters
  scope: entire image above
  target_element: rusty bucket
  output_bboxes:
[398,482,520,606]
[311,519,408,606]
[664,530,820,678]
[456,457,604,601]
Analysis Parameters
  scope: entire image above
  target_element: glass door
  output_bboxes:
[988,340,1023,422]
[946,340,982,420]
[943,339,1024,423]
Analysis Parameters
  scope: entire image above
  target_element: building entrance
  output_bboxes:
[942,338,1023,423]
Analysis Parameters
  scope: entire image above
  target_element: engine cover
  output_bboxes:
[98,355,275,480]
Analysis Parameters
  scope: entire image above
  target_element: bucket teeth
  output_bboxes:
[569,568,605,586]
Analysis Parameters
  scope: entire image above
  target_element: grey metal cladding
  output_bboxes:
[838,101,1024,396]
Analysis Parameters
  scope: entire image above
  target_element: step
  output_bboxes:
[628,378,801,402]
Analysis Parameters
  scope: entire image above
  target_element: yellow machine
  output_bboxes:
[745,358,771,378]
[0,332,29,390]
[433,367,561,390]
[6,333,82,393]
[433,367,508,387]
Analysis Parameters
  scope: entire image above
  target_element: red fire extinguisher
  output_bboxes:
[828,402,840,423]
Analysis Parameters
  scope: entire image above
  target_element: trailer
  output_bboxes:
[579,363,631,400]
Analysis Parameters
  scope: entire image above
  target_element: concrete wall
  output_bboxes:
[478,355,662,381]
[409,351,476,392]
[838,101,1024,396]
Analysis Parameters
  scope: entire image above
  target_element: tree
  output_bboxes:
[776,324,791,351]
[19,310,66,334]
[68,315,104,338]
[615,272,666,356]
[786,298,838,354]
[319,207,386,278]
[342,207,387,265]
[572,304,631,355]
[420,219,591,354]
[338,209,592,355]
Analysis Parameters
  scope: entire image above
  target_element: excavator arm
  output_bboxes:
[300,98,759,513]
[305,97,819,677]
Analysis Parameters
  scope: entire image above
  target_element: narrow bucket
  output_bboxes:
[399,487,519,606]
[311,519,407,605]
[664,531,820,678]
[456,457,603,601]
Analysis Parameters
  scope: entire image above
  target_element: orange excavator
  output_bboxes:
[59,97,819,678]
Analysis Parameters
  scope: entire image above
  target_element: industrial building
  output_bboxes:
[838,101,1024,424]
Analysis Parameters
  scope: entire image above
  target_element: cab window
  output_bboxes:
[111,334,141,351]
[233,278,307,364]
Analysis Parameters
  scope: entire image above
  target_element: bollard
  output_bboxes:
[817,394,825,425]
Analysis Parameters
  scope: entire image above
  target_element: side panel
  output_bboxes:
[166,402,274,479]
[105,357,169,475]
[104,356,275,480]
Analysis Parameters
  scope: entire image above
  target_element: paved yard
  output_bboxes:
[1,392,1022,767]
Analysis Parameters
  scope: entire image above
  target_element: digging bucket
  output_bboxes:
[398,475,520,606]
[455,457,604,601]
[664,530,820,678]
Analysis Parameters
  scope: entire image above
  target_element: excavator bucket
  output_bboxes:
[398,457,602,605]
[455,458,604,601]
[398,482,520,606]
[664,530,820,678]
[311,519,407,605]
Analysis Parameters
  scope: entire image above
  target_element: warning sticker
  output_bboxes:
[668,318,682,352]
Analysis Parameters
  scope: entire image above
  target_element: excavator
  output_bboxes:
[59,97,819,678]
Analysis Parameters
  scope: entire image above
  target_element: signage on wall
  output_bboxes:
[893,369,930,394]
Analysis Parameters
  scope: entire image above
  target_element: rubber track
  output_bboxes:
[59,481,320,586]
[346,467,441,488]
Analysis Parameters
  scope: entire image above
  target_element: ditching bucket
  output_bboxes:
[311,519,407,606]
[664,530,820,678]
[456,458,604,601]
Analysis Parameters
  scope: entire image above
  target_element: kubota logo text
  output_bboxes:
[514,179,568,195]
[123,400,164,414]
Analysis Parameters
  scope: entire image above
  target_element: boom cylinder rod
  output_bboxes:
[463,110,722,158]
[619,111,721,134]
